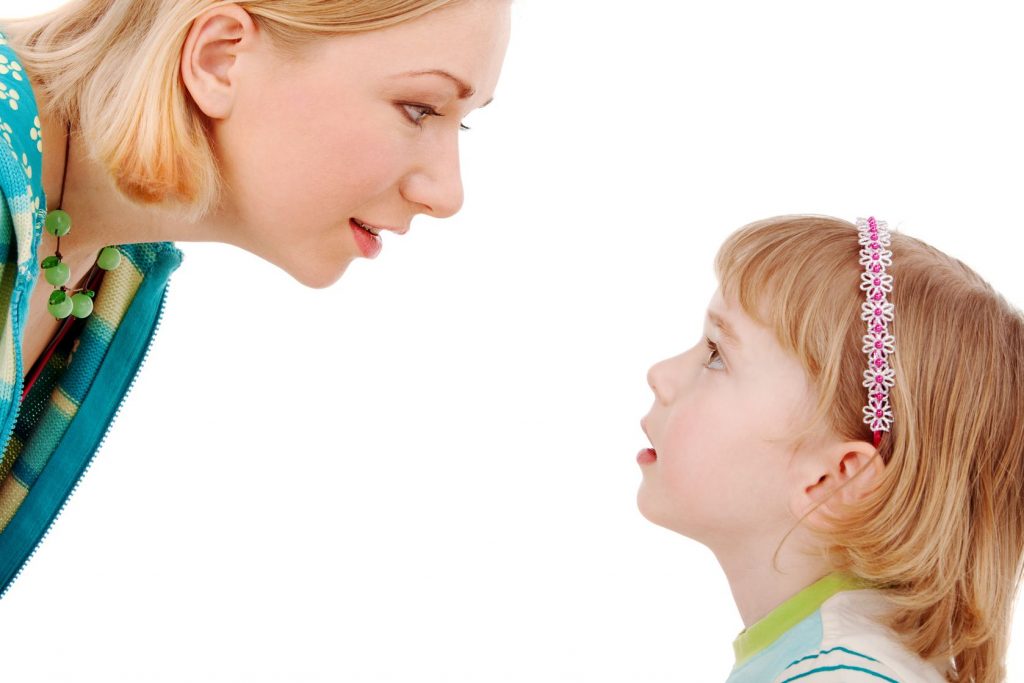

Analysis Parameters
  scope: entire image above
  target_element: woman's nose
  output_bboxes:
[402,137,465,219]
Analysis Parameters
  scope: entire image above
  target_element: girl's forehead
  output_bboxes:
[705,289,753,345]
[706,289,802,373]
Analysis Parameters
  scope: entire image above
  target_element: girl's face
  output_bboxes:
[213,0,511,287]
[637,289,819,554]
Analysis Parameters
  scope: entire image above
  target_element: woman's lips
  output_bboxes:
[350,218,382,259]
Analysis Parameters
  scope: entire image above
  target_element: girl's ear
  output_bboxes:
[791,439,885,523]
[180,3,260,119]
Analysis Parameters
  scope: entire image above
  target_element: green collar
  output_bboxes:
[732,572,867,666]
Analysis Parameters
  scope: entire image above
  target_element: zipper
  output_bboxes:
[0,205,51,478]
[0,273,173,599]
[0,286,27,483]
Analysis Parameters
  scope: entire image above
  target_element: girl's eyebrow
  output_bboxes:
[707,311,741,349]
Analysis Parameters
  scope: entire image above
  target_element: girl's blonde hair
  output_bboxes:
[1,0,461,219]
[716,215,1024,683]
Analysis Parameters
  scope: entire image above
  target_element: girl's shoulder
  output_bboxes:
[775,589,950,682]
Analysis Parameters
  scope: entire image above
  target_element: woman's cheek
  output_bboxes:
[329,127,406,200]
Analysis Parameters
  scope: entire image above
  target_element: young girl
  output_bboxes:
[637,215,1024,682]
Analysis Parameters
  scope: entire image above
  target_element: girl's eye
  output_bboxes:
[703,338,725,370]
[401,104,471,131]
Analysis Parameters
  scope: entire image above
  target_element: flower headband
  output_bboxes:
[858,217,895,447]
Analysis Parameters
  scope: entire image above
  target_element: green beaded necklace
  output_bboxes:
[40,126,121,320]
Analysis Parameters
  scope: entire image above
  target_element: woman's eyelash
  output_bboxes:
[400,103,471,131]
[704,337,725,370]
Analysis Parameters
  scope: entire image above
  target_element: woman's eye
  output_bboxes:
[402,103,439,126]
[703,338,725,370]
[401,103,471,131]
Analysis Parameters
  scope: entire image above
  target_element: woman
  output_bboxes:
[0,0,511,596]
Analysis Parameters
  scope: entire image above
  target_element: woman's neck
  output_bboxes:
[38,107,231,260]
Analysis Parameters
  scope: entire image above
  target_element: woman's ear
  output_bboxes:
[180,4,259,119]
[791,439,885,523]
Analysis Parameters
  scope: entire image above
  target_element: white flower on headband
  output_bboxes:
[862,366,896,390]
[862,331,896,357]
[859,247,893,270]
[860,300,895,325]
[860,271,894,300]
[858,229,892,248]
[863,399,894,432]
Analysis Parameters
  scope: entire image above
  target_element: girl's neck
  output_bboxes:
[713,535,833,629]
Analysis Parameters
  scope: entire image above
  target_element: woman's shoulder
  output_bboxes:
[0,30,45,266]
[0,32,44,198]
[775,589,950,682]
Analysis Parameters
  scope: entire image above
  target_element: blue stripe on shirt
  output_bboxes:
[787,645,881,668]
[780,664,900,682]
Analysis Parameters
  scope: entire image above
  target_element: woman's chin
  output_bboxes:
[297,264,350,289]
[277,255,353,290]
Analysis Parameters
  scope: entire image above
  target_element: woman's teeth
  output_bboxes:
[356,220,382,236]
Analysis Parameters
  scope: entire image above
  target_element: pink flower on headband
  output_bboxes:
[856,216,895,442]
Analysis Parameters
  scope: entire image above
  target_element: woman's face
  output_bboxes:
[210,0,511,287]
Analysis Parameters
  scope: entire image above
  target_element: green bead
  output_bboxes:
[44,210,71,237]
[44,261,70,287]
[70,292,94,318]
[48,292,73,319]
[97,246,121,271]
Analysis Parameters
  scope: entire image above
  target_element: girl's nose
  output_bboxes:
[647,356,676,405]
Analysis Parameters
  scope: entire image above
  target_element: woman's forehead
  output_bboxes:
[301,1,509,104]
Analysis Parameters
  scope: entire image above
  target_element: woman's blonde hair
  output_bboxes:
[1,0,461,219]
[715,215,1024,683]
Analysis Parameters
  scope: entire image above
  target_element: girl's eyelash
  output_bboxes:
[400,103,471,131]
[703,337,725,370]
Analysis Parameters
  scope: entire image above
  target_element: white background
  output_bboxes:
[1,1,1023,681]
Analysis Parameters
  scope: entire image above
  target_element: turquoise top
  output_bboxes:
[0,31,184,597]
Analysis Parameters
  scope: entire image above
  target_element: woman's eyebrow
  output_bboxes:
[707,311,741,349]
[394,69,495,107]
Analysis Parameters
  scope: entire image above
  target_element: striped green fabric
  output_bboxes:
[0,31,183,596]
[726,574,949,681]
[732,573,867,667]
